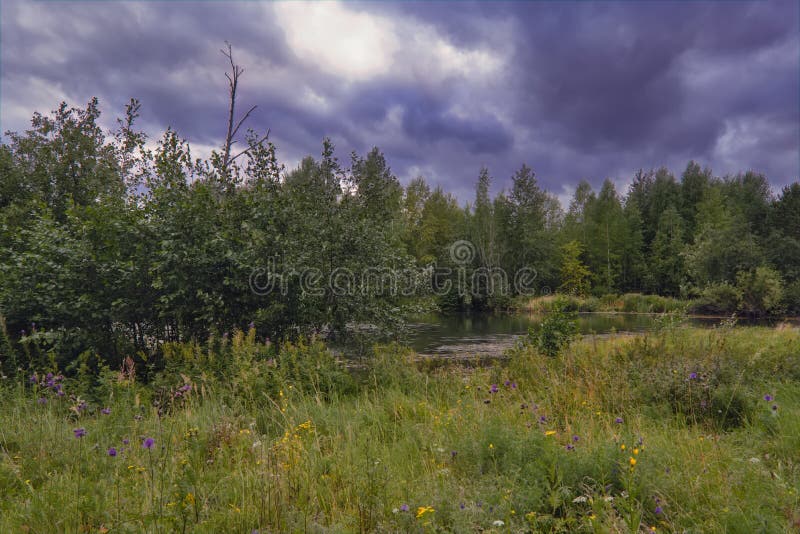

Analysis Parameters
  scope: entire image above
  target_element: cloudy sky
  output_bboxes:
[1,0,798,202]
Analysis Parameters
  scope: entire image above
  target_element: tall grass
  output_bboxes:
[518,293,689,315]
[1,326,798,532]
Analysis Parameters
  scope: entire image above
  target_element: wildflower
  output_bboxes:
[142,437,155,449]
[490,384,498,394]
[489,443,494,449]
[572,435,579,442]
[108,447,117,457]
[688,372,697,380]
[504,380,511,387]
[459,502,466,510]
[492,520,505,527]
[544,430,556,436]
[538,415,547,423]
[73,428,86,439]
[629,457,637,466]
[122,439,130,445]
[392,508,399,514]
[772,404,778,411]
[400,504,409,512]
[566,444,574,451]
[451,450,457,459]
[764,394,773,402]
[572,496,587,503]
[511,382,517,389]
[615,417,624,424]
[620,444,626,451]
[416,506,434,519]
[633,448,639,455]
[655,506,663,514]
[101,408,111,415]
[37,397,47,405]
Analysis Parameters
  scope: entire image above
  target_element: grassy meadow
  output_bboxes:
[1,325,799,533]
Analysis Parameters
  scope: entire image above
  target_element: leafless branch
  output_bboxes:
[230,129,271,163]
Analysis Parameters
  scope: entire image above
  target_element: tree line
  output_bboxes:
[1,98,798,374]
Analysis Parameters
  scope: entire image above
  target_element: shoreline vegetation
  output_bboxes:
[512,293,799,318]
[1,326,798,532]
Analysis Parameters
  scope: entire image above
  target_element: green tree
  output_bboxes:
[558,240,591,296]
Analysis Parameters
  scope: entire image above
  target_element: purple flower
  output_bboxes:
[511,382,517,389]
[451,450,457,459]
[572,435,580,442]
[101,407,111,415]
[122,438,130,445]
[37,397,47,405]
[460,502,466,510]
[655,506,663,514]
[400,504,409,512]
[772,404,778,411]
[248,321,255,330]
[504,380,511,387]
[539,415,547,423]
[688,372,697,380]
[615,417,624,424]
[566,444,575,451]
[490,384,498,394]
[29,373,38,384]
[142,437,155,449]
[73,428,86,438]
[764,394,773,402]
[108,447,117,457]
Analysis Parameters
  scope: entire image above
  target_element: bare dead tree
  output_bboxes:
[220,42,270,173]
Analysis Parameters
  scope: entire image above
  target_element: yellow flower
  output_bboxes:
[650,527,657,532]
[633,448,639,455]
[489,443,494,449]
[545,430,557,436]
[416,505,434,518]
[629,457,637,466]
[620,444,626,451]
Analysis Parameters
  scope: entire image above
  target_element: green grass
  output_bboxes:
[1,327,799,532]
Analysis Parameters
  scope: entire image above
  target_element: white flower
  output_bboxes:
[492,520,505,527]
[392,508,399,514]
[572,496,588,503]
[749,457,761,463]
[603,496,614,502]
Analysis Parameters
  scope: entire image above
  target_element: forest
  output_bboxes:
[1,98,798,373]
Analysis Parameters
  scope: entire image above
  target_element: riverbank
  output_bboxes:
[1,326,798,532]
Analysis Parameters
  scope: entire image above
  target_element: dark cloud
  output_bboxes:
[1,0,797,202]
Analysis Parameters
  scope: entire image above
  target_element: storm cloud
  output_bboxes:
[1,0,797,202]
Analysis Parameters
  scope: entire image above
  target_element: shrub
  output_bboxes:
[736,266,784,316]
[528,299,578,357]
[689,283,741,315]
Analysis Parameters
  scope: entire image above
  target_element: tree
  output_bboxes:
[558,240,591,296]
[649,206,685,296]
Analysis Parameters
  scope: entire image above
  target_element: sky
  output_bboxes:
[1,0,798,204]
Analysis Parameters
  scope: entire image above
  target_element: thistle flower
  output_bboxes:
[688,372,697,380]
[489,384,498,394]
[655,506,663,514]
[142,437,155,449]
[615,417,624,424]
[400,504,409,512]
[108,447,117,457]
[74,428,86,438]
[572,435,580,442]
[101,408,111,415]
[764,394,773,402]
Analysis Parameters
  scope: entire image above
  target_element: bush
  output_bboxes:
[782,279,800,315]
[528,299,578,357]
[689,283,742,315]
[736,266,784,316]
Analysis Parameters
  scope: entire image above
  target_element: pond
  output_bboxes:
[405,312,794,359]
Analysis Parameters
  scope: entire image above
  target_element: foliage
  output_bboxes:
[558,240,591,296]
[736,266,784,317]
[527,299,578,356]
